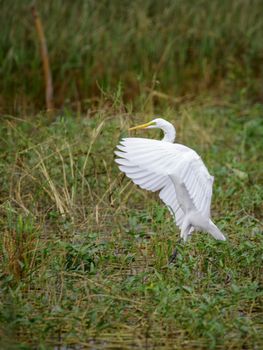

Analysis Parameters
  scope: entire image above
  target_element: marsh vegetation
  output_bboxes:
[0,1,263,349]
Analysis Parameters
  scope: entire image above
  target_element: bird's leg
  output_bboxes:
[169,224,192,264]
[169,238,182,264]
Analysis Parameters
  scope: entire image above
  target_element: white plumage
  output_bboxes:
[115,118,226,243]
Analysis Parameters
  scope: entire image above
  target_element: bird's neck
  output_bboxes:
[161,123,176,143]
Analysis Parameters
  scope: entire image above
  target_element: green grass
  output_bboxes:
[0,98,262,349]
[1,0,263,113]
[1,1,263,348]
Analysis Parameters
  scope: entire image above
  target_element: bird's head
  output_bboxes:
[128,118,176,143]
[128,118,169,130]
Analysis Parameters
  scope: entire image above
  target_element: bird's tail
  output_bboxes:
[208,220,226,241]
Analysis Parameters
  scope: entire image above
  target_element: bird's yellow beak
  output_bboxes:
[128,121,155,131]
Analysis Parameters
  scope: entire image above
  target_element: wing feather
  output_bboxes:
[115,138,213,226]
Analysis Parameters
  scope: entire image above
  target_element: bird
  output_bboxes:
[115,118,226,261]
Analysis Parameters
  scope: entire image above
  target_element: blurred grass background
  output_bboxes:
[1,0,263,113]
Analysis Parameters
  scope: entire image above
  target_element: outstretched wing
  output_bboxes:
[115,138,185,227]
[115,138,214,225]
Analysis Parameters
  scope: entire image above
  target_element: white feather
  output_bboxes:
[115,118,226,242]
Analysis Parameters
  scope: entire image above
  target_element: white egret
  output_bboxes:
[115,118,226,259]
